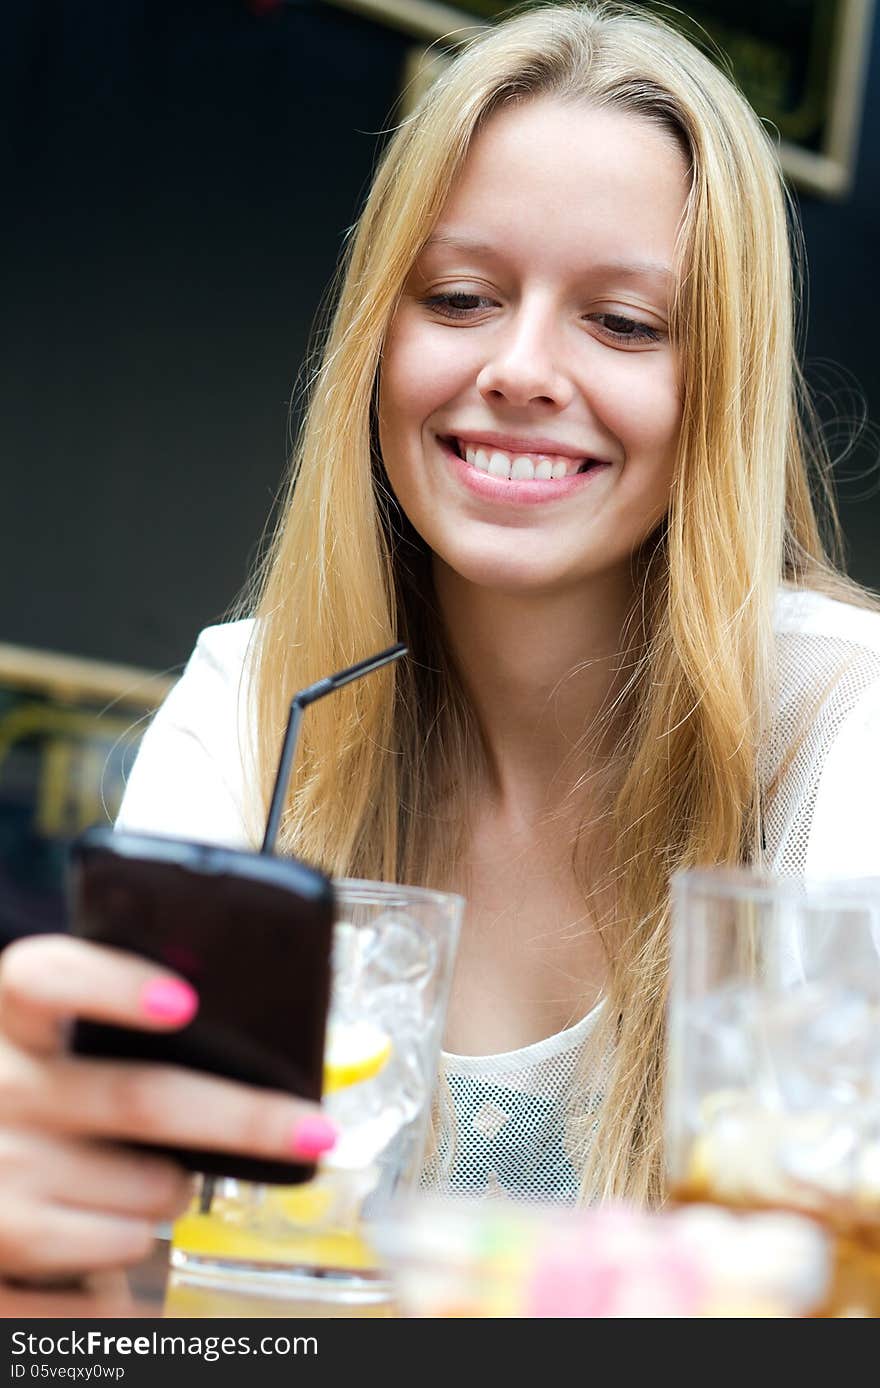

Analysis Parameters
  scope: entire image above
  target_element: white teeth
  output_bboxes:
[464,444,491,471]
[455,441,593,481]
[488,451,512,479]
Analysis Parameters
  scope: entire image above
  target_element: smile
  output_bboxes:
[437,436,611,506]
[445,436,603,480]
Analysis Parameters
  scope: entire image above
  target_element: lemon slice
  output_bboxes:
[323,1019,392,1093]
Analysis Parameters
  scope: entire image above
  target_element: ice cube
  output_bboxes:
[777,1112,860,1200]
[383,1045,428,1124]
[330,924,380,992]
[331,921,358,975]
[681,984,759,1113]
[324,1067,386,1126]
[763,985,879,1109]
[370,981,425,1032]
[362,912,437,987]
[329,921,363,1012]
[693,1102,798,1205]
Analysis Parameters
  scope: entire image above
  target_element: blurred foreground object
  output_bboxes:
[375,1197,831,1317]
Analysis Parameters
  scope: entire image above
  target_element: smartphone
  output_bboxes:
[68,825,335,1185]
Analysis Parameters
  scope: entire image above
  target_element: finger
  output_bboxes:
[0,935,198,1055]
[0,1129,193,1222]
[0,1269,134,1318]
[0,1198,155,1278]
[53,1142,194,1222]
[19,1053,335,1166]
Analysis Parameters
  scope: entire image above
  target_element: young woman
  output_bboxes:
[1,1,879,1287]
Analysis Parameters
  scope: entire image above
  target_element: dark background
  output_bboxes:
[3,0,879,677]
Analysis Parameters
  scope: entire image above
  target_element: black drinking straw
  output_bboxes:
[261,642,407,855]
[198,641,407,1216]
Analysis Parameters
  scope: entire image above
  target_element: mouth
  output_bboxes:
[442,436,606,481]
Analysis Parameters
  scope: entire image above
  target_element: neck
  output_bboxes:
[433,559,638,824]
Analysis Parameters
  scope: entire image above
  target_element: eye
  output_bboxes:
[422,292,496,319]
[589,313,662,346]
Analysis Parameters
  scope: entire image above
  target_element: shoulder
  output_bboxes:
[184,618,257,684]
[161,618,258,727]
[803,673,880,877]
[114,618,260,848]
[773,582,880,653]
[770,584,880,723]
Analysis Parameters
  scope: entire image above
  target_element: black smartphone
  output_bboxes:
[68,825,335,1185]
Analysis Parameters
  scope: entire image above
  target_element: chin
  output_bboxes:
[437,547,580,597]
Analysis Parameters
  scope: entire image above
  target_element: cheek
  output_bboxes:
[378,321,443,500]
[377,324,409,442]
[380,316,478,442]
[598,359,682,461]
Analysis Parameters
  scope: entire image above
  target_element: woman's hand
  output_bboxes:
[0,1270,135,1318]
[0,934,335,1281]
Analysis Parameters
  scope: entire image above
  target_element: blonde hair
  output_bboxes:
[235,1,877,1203]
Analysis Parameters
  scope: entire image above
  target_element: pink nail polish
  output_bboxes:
[140,978,199,1025]
[289,1115,338,1160]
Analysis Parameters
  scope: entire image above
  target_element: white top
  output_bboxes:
[115,584,880,1203]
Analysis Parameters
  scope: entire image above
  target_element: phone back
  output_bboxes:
[69,826,335,1184]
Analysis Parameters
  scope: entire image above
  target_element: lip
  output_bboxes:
[437,436,611,506]
[446,430,608,462]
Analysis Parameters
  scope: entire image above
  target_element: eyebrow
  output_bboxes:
[422,233,674,287]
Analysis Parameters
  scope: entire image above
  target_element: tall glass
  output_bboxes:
[666,868,880,1317]
[169,879,463,1311]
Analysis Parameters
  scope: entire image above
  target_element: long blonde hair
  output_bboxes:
[235,1,876,1203]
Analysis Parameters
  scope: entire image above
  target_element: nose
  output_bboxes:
[475,306,574,410]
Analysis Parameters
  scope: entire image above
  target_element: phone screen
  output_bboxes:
[69,827,335,1184]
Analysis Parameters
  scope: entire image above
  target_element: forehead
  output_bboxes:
[423,99,689,290]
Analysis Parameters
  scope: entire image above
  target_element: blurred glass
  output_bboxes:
[169,878,462,1312]
[374,1194,831,1318]
[666,868,880,1317]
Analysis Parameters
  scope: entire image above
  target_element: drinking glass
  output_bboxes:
[666,867,880,1316]
[169,878,463,1310]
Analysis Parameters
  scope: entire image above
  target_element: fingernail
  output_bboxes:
[288,1114,338,1160]
[140,978,199,1025]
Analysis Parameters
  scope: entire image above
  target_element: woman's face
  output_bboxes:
[378,98,690,597]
